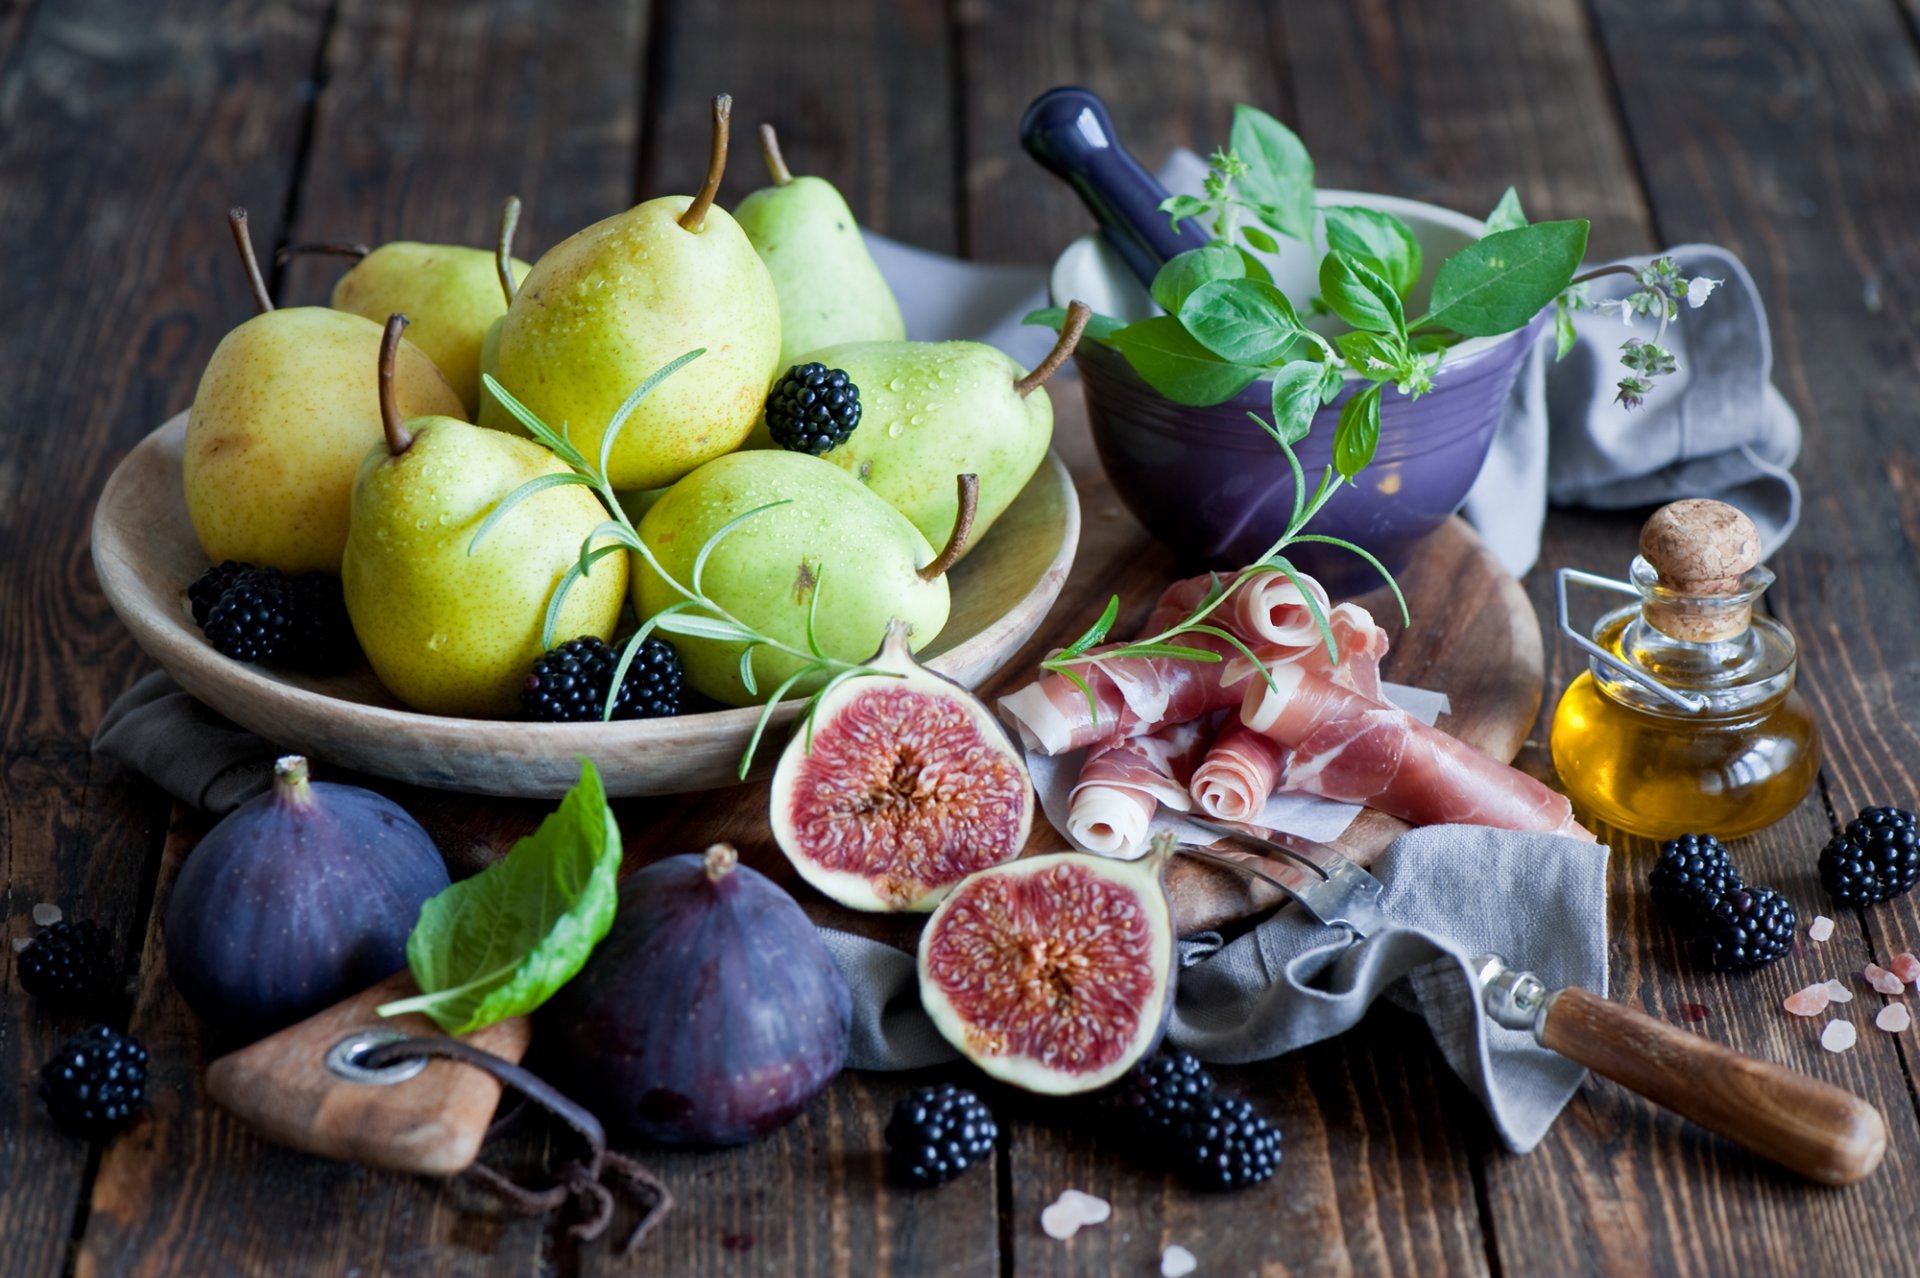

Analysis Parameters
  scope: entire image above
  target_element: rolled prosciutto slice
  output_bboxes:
[1241,663,1591,839]
[1066,718,1214,858]
[1189,723,1292,823]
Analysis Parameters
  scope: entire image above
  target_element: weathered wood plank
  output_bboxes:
[0,2,332,1273]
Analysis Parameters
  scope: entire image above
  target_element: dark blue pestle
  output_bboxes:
[1018,86,1210,288]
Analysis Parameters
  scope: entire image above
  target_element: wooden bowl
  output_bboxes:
[91,414,1081,798]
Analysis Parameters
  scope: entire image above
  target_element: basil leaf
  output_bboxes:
[1334,330,1406,376]
[1484,186,1528,234]
[1333,384,1383,479]
[1158,193,1212,231]
[1268,360,1326,444]
[1110,316,1263,406]
[1178,278,1305,366]
[1322,207,1423,299]
[382,759,622,1035]
[1554,297,1577,360]
[1423,220,1590,336]
[1024,306,1124,346]
[1236,246,1274,285]
[1151,243,1245,315]
[1317,361,1347,404]
[1318,251,1406,338]
[1239,225,1280,255]
[1229,105,1315,242]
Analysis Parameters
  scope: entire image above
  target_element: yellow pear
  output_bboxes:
[342,316,627,717]
[492,95,781,490]
[183,209,465,576]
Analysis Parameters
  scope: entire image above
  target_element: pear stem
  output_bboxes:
[496,194,522,305]
[274,241,372,264]
[677,94,733,233]
[227,207,274,314]
[1014,299,1092,397]
[760,123,793,186]
[918,474,980,582]
[379,313,414,454]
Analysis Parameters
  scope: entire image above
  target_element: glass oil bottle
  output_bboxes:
[1550,500,1819,841]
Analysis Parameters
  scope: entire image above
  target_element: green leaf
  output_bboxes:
[1266,555,1339,664]
[803,563,827,659]
[468,472,598,556]
[1421,220,1590,337]
[1158,193,1213,230]
[1484,187,1528,235]
[1267,360,1326,444]
[652,612,758,644]
[1058,595,1121,660]
[1151,243,1245,315]
[598,349,705,480]
[1058,666,1098,725]
[481,375,591,472]
[740,667,814,780]
[1230,106,1315,241]
[1318,251,1405,337]
[1023,306,1125,347]
[1332,384,1383,479]
[1334,330,1406,377]
[1322,207,1423,299]
[1235,246,1274,285]
[1177,278,1305,366]
[1317,361,1347,404]
[379,760,621,1035]
[1554,297,1578,361]
[1109,316,1262,406]
[737,644,759,698]
[691,500,789,594]
[1183,623,1282,696]
[1289,534,1411,625]
[541,542,631,648]
[1239,225,1280,255]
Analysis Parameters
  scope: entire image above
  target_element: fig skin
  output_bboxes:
[770,618,1035,912]
[164,756,450,1041]
[536,843,851,1147]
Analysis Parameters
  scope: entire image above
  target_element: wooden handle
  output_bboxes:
[1539,985,1887,1184]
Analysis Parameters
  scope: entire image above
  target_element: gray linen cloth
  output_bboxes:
[96,674,1609,1153]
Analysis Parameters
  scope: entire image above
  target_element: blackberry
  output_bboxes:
[188,560,255,627]
[17,920,118,1010]
[1112,1051,1215,1133]
[521,636,685,723]
[1697,885,1797,971]
[1649,833,1742,920]
[201,567,292,663]
[885,1084,997,1187]
[38,1025,148,1139]
[1162,1093,1283,1191]
[765,363,861,455]
[1819,807,1920,906]
[280,572,358,672]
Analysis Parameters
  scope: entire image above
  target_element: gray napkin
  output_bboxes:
[864,153,1802,578]
[98,673,1611,1154]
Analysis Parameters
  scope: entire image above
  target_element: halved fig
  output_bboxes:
[917,842,1176,1094]
[771,618,1035,912]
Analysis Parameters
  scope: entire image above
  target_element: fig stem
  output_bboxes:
[272,754,314,807]
[379,314,414,454]
[227,207,275,314]
[1014,300,1092,398]
[496,195,522,305]
[760,123,793,186]
[918,474,980,582]
[274,241,372,264]
[677,94,733,234]
[703,843,739,882]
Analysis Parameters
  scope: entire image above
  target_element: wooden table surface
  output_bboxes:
[7,0,1920,1274]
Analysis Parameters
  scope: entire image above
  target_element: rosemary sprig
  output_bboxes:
[474,358,897,778]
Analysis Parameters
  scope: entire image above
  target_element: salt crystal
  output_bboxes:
[1877,1004,1912,1033]
[1808,915,1835,942]
[1040,1202,1081,1240]
[1821,1020,1858,1052]
[1162,1244,1199,1277]
[1783,985,1831,1017]
[1891,952,1920,984]
[31,903,62,926]
[1056,1189,1110,1225]
[1822,979,1855,1003]
[1864,963,1905,996]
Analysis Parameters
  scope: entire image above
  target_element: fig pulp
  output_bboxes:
[917,843,1176,1094]
[771,619,1035,912]
[165,756,450,1040]
[536,843,851,1147]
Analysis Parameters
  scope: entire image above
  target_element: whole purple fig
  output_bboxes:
[165,755,449,1039]
[537,843,851,1147]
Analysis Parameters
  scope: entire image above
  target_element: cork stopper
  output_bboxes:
[1637,499,1763,642]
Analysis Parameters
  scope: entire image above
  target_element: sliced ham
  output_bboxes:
[1241,663,1591,839]
[1066,718,1214,859]
[1189,723,1292,823]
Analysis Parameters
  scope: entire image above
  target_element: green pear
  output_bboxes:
[633,451,971,706]
[762,305,1088,552]
[184,210,466,576]
[314,211,531,418]
[734,124,905,369]
[343,316,628,718]
[492,95,781,491]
